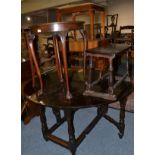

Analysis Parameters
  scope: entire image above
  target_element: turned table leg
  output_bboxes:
[108,58,114,94]
[97,105,108,116]
[52,107,61,125]
[40,106,48,141]
[65,109,76,155]
[118,98,126,139]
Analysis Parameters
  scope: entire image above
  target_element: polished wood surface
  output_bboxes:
[86,43,131,57]
[23,71,133,155]
[31,21,84,34]
[25,32,43,93]
[84,43,132,99]
[22,21,133,155]
[69,39,101,52]
[27,21,86,99]
[23,71,133,109]
[23,72,112,109]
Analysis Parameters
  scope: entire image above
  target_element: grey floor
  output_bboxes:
[21,107,134,155]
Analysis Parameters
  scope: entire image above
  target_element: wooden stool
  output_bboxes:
[83,43,132,100]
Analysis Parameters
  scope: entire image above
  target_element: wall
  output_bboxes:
[63,0,134,31]
[21,9,57,29]
[21,0,83,14]
[22,0,134,30]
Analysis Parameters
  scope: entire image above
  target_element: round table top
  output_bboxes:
[23,71,133,110]
[31,21,84,34]
[23,71,115,109]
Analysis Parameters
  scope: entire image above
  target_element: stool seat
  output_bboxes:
[86,44,131,57]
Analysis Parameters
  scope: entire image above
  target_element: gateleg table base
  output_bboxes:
[39,103,126,155]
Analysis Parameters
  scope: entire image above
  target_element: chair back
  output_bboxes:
[105,14,118,42]
[115,25,134,49]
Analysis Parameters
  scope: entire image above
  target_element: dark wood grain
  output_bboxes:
[23,71,133,155]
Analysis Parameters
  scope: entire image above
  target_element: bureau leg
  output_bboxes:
[40,106,48,141]
[65,109,76,155]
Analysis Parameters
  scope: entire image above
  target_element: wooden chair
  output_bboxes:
[115,25,134,50]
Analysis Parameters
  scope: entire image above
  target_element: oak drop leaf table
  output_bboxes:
[23,71,132,155]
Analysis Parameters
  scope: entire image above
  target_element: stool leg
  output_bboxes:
[65,110,76,155]
[40,106,48,141]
